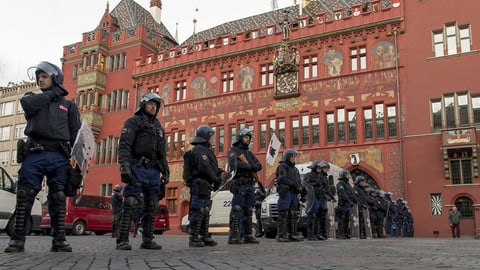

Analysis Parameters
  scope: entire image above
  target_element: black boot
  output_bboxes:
[5,185,37,253]
[228,206,242,244]
[189,219,205,247]
[243,208,259,244]
[116,196,136,250]
[288,210,303,242]
[306,215,318,241]
[314,216,326,240]
[49,188,72,252]
[277,211,290,242]
[200,208,217,246]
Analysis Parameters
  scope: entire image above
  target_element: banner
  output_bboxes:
[266,132,281,166]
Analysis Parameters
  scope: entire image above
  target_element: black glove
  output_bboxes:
[212,177,222,191]
[120,165,133,184]
[161,173,169,185]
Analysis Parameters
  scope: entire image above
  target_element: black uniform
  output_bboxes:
[228,128,262,244]
[5,61,81,253]
[186,125,222,247]
[117,93,169,251]
[335,173,354,239]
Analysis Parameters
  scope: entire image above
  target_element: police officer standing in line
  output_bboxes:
[253,181,266,238]
[301,160,323,241]
[316,161,337,240]
[228,128,261,244]
[353,176,373,239]
[275,149,303,242]
[110,185,123,238]
[5,62,81,253]
[383,191,395,237]
[117,93,169,250]
[335,169,354,240]
[186,125,223,247]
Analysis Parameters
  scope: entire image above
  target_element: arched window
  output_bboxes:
[351,169,380,189]
[455,196,474,218]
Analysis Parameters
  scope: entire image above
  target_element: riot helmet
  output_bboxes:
[354,175,366,185]
[307,160,322,170]
[339,169,349,179]
[233,128,252,146]
[191,125,215,144]
[114,184,123,192]
[281,148,299,162]
[319,161,330,169]
[28,61,67,93]
[135,92,162,115]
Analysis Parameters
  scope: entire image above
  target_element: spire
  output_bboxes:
[192,6,199,36]
[271,0,278,10]
[175,22,179,43]
[106,0,109,12]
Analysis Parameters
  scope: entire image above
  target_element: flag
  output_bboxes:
[266,133,281,166]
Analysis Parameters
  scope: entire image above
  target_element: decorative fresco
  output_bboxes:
[322,49,344,77]
[372,41,396,69]
[238,65,254,91]
[192,75,217,98]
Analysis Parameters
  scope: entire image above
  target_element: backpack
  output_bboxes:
[182,149,193,187]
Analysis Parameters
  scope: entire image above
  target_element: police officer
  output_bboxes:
[5,61,81,253]
[301,160,323,241]
[335,169,354,239]
[117,93,169,250]
[383,191,395,237]
[186,125,223,247]
[228,128,261,244]
[315,161,337,240]
[275,149,303,242]
[110,185,123,238]
[353,176,373,239]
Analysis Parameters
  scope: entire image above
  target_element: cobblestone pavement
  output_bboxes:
[0,234,478,270]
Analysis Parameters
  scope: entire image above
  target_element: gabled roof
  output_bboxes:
[110,0,177,44]
[180,0,390,46]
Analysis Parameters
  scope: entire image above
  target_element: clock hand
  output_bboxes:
[282,77,292,92]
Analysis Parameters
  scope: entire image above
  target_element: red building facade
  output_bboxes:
[131,0,404,234]
[61,0,480,237]
[403,0,480,238]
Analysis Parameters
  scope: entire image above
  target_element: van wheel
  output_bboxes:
[72,221,86,235]
[6,215,32,237]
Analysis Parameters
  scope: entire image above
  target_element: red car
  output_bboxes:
[41,195,169,235]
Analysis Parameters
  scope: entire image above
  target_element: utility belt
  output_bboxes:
[29,140,61,152]
[135,156,161,170]
[17,137,70,163]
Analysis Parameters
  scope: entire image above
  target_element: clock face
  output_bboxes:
[275,72,298,95]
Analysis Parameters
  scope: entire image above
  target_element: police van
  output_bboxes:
[260,162,341,238]
[0,165,42,236]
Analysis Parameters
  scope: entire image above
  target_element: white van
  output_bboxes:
[0,166,42,236]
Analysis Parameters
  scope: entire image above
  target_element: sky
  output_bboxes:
[0,0,294,87]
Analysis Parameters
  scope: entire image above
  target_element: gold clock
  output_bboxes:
[275,72,298,96]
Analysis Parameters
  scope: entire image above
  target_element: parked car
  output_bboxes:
[41,195,170,235]
[0,165,42,236]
